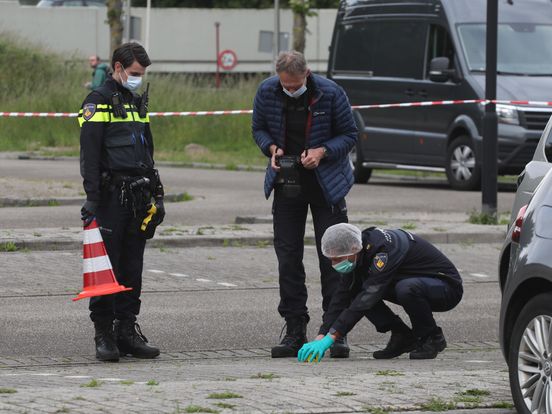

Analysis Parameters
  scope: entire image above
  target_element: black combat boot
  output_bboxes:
[93,320,119,362]
[271,316,307,358]
[330,335,350,358]
[373,322,418,359]
[114,320,160,359]
[409,327,447,360]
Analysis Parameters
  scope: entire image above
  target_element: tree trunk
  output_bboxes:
[107,0,124,56]
[292,9,306,53]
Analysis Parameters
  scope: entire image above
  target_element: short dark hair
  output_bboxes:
[111,42,151,69]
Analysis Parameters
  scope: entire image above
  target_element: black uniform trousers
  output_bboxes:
[272,172,348,321]
[364,277,463,339]
[89,189,146,323]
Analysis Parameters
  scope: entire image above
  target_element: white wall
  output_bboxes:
[0,3,337,73]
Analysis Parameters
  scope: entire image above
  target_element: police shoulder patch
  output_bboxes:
[83,103,96,121]
[373,252,388,271]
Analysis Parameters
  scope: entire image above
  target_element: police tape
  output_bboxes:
[1,99,552,118]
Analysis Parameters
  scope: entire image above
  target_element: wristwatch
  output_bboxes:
[322,146,328,158]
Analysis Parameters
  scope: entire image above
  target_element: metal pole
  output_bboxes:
[482,0,498,218]
[215,22,220,89]
[273,0,280,73]
[145,0,151,51]
[125,0,131,42]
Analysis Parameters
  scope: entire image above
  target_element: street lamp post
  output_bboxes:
[482,0,498,219]
[273,0,280,73]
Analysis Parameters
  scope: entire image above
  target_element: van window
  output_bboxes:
[334,20,426,79]
[458,23,552,75]
[426,25,455,77]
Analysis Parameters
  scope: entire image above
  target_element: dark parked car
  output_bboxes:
[328,0,552,190]
[499,117,552,412]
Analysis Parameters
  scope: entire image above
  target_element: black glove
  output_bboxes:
[155,199,165,224]
[81,200,98,227]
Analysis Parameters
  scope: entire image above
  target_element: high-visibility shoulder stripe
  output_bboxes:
[78,111,111,126]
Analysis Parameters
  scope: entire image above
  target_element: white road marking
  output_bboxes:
[466,360,492,364]
[98,378,126,381]
[196,278,212,283]
[147,269,166,274]
[169,273,189,277]
[30,373,57,376]
[64,375,92,379]
[469,273,489,278]
[218,282,237,287]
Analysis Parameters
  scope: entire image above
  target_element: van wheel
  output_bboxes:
[446,136,481,190]
[508,293,552,414]
[350,143,372,184]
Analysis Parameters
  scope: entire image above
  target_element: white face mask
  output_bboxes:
[121,67,142,91]
[283,83,307,99]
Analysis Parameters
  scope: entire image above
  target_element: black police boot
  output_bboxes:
[93,320,119,362]
[271,316,307,358]
[373,323,418,359]
[114,320,160,359]
[409,327,447,360]
[330,335,350,358]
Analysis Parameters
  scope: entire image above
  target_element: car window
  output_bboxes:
[425,25,455,78]
[333,20,426,79]
[545,130,552,162]
[458,23,552,75]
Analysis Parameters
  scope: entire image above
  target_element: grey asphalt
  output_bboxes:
[0,155,517,413]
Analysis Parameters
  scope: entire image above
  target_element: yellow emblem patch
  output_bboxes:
[373,252,388,271]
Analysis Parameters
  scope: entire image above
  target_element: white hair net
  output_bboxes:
[321,223,363,258]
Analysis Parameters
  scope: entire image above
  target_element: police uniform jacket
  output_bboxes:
[78,75,154,203]
[252,73,358,206]
[319,228,463,337]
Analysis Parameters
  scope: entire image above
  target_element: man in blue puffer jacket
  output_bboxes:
[252,51,358,359]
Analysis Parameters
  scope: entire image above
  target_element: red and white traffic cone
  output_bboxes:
[73,219,132,302]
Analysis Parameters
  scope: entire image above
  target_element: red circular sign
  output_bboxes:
[218,49,238,70]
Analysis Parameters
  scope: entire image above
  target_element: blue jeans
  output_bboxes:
[364,277,463,338]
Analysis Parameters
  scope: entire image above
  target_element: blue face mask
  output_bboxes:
[333,259,356,274]
[283,83,307,99]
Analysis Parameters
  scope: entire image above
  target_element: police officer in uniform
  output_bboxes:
[79,43,164,361]
[297,223,463,362]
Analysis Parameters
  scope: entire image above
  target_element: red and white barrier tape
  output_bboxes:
[2,99,552,118]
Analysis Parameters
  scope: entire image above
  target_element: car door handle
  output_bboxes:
[404,89,415,97]
[418,90,428,98]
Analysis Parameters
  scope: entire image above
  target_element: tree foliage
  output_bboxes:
[131,0,339,8]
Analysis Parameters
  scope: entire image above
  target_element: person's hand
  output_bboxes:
[155,199,165,224]
[301,147,325,170]
[297,334,335,363]
[270,145,284,172]
[81,200,98,227]
[84,81,92,89]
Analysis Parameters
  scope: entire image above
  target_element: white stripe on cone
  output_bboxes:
[83,226,103,245]
[83,255,112,275]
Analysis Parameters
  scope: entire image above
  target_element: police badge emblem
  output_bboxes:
[373,252,388,271]
[83,103,96,121]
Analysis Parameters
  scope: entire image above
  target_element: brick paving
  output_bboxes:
[0,345,512,414]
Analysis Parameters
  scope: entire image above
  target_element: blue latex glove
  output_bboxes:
[297,334,335,363]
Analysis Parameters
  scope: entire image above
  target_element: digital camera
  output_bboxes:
[276,155,302,198]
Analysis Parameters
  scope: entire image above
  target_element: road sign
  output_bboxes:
[218,49,238,71]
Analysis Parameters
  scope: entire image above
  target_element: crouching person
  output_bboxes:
[297,223,463,362]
